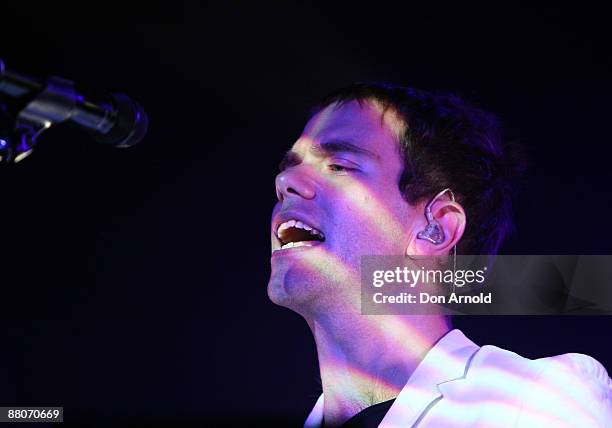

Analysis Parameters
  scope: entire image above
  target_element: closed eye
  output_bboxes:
[328,159,360,174]
[329,164,352,172]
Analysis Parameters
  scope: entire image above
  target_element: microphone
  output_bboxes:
[0,58,148,163]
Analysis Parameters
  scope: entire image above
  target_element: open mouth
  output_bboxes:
[274,219,325,252]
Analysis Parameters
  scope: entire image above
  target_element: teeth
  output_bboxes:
[275,241,316,251]
[310,228,325,239]
[277,218,321,236]
[277,219,295,234]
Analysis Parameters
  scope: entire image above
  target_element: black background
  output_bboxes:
[1,2,611,427]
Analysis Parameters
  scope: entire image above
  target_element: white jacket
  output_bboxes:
[304,329,612,427]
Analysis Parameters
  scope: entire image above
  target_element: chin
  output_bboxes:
[267,270,323,313]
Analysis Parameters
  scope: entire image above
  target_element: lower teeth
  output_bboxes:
[280,241,313,250]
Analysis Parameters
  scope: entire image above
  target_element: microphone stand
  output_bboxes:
[0,58,147,164]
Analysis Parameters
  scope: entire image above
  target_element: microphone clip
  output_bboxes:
[1,76,76,163]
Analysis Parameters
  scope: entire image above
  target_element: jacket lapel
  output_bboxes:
[302,330,480,428]
[304,394,325,428]
[379,330,479,428]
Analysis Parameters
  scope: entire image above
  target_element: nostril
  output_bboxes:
[287,187,299,195]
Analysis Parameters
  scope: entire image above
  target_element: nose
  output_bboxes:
[275,167,316,202]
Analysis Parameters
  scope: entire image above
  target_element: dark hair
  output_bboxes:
[313,82,523,255]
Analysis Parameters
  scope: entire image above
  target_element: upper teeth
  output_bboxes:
[276,219,325,239]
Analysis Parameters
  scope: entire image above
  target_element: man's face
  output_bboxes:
[268,100,422,313]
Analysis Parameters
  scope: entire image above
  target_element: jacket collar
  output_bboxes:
[304,329,480,428]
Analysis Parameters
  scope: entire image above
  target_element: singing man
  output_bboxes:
[268,83,612,427]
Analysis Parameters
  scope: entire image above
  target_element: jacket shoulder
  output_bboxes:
[466,345,612,427]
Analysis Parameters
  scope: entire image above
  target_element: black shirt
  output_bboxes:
[339,398,396,428]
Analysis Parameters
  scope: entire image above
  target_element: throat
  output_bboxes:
[308,314,451,427]
[316,346,407,427]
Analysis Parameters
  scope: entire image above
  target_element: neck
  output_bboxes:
[306,311,450,427]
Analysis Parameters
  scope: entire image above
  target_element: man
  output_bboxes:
[268,83,612,427]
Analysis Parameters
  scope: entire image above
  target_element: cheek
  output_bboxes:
[334,191,411,254]
[332,209,404,255]
[324,181,411,253]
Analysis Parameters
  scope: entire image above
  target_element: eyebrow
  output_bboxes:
[315,140,380,160]
[279,139,379,171]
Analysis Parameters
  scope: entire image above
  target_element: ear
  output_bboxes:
[405,198,466,256]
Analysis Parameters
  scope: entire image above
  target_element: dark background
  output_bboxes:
[1,2,611,427]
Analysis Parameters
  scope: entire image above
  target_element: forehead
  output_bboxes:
[296,100,404,154]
